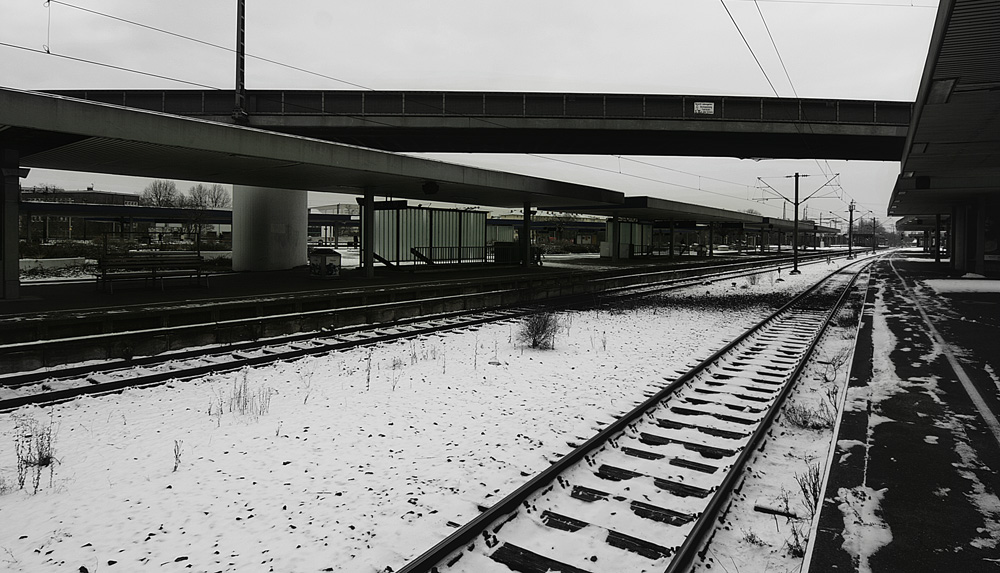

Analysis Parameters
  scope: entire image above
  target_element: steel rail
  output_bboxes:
[1,252,865,417]
[2,251,850,377]
[395,257,873,573]
[0,308,521,412]
[664,260,872,572]
[2,252,851,390]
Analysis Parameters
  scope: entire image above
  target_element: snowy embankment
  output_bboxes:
[0,262,843,572]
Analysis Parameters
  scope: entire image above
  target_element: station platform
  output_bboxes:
[808,254,1000,572]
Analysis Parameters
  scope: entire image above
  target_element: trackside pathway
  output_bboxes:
[808,255,1000,572]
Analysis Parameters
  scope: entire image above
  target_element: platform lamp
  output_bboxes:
[848,202,856,258]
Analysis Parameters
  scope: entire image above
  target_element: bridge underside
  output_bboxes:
[50,90,911,161]
[239,123,904,161]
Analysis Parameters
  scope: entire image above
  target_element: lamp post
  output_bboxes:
[790,172,801,275]
[233,0,248,123]
[848,201,855,258]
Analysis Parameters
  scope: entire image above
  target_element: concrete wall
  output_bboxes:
[232,186,308,271]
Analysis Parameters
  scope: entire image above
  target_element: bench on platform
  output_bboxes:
[97,252,208,293]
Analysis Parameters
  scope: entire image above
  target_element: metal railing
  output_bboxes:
[51,90,913,126]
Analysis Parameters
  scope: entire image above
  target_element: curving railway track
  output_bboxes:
[395,258,873,573]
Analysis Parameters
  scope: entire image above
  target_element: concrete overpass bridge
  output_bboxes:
[50,90,911,161]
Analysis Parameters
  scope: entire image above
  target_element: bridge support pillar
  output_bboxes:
[232,185,308,272]
[1,149,23,300]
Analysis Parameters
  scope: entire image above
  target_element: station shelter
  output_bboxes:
[360,201,488,267]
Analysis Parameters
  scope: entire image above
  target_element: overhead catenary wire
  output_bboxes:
[20,1,768,209]
[0,41,221,90]
[719,0,782,97]
[10,0,885,219]
[526,154,769,208]
[46,0,371,90]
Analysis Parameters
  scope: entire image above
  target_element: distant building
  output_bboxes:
[21,185,141,206]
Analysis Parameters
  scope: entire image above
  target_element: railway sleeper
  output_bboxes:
[537,506,680,560]
[694,387,773,403]
[703,380,778,395]
[655,418,749,440]
[630,500,697,526]
[637,432,737,459]
[681,396,766,414]
[669,406,756,425]
[489,543,594,573]
[670,456,719,474]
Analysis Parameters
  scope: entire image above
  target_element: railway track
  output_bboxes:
[395,258,873,573]
[0,250,848,375]
[0,253,853,412]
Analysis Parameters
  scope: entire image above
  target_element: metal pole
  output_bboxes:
[669,220,675,259]
[848,201,855,258]
[522,202,531,267]
[790,173,801,274]
[363,188,375,278]
[233,0,248,122]
[871,215,877,253]
[935,213,942,263]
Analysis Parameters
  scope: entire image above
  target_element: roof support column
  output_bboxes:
[954,205,970,272]
[934,214,942,263]
[363,187,375,278]
[708,223,715,258]
[974,199,986,276]
[610,215,620,263]
[669,220,675,259]
[521,202,536,267]
[949,206,957,267]
[1,149,22,299]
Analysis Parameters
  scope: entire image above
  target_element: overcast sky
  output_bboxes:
[2,0,940,222]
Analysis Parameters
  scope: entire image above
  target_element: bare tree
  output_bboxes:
[187,183,211,209]
[205,184,231,209]
[187,184,231,209]
[140,179,179,207]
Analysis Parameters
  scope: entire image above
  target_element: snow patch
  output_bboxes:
[837,486,893,573]
[925,278,1000,293]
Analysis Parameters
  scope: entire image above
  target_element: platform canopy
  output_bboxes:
[895,214,952,231]
[554,195,764,224]
[887,0,1000,216]
[0,88,624,210]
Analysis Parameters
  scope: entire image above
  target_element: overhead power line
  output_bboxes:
[48,0,371,90]
[0,41,221,89]
[719,0,781,97]
[13,1,833,214]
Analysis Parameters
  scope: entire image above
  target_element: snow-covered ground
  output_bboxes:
[0,259,854,572]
